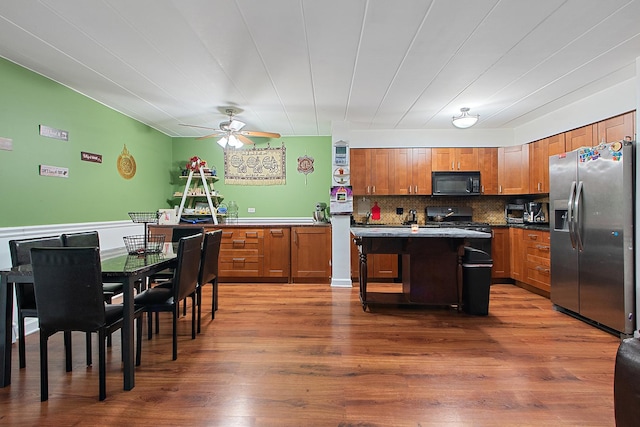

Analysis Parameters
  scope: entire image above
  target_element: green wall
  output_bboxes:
[171,136,332,218]
[0,57,173,227]
[0,57,332,227]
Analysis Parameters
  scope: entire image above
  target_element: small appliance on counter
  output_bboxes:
[524,202,548,224]
[505,201,525,224]
[313,202,329,223]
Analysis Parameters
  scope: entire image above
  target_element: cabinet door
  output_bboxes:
[370,149,391,195]
[498,145,530,195]
[478,148,498,195]
[456,148,479,171]
[509,227,524,281]
[411,148,432,195]
[350,149,368,195]
[529,139,548,194]
[264,228,290,278]
[291,227,331,281]
[432,148,455,171]
[491,228,510,279]
[547,133,566,157]
[368,254,399,279]
[596,111,635,143]
[391,148,412,195]
[565,124,595,151]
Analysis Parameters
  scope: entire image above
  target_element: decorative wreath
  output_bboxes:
[186,156,206,171]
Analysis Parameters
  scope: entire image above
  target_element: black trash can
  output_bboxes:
[462,247,493,315]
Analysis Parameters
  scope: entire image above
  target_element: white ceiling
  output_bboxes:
[1,0,639,139]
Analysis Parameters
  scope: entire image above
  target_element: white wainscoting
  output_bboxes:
[0,220,142,341]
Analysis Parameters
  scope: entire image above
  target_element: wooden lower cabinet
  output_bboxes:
[148,224,328,282]
[219,228,263,277]
[522,230,550,293]
[291,226,331,282]
[490,228,510,279]
[350,237,399,280]
[264,227,290,278]
[509,227,525,282]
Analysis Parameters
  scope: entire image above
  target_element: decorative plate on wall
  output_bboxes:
[117,144,136,179]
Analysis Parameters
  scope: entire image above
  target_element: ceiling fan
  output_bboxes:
[180,107,281,148]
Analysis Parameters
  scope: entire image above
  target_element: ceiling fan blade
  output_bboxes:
[237,134,254,145]
[195,132,223,140]
[240,130,281,138]
[229,119,246,131]
[179,123,219,131]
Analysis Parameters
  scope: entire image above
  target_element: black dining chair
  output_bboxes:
[8,236,74,370]
[149,226,204,331]
[30,247,144,401]
[61,231,124,303]
[134,233,202,360]
[196,230,222,333]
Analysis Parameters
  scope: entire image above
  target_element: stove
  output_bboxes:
[425,206,492,255]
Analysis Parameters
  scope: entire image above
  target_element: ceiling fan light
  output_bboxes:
[452,107,479,129]
[228,135,243,148]
[217,136,228,148]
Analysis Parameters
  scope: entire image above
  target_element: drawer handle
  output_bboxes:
[222,232,233,238]
[527,234,538,240]
[270,229,284,236]
[536,245,550,251]
[232,239,245,247]
[536,266,550,274]
[246,231,258,238]
[232,258,246,263]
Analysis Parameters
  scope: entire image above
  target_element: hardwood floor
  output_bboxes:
[0,282,621,426]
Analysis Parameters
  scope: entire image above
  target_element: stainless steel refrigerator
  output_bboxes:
[549,140,635,336]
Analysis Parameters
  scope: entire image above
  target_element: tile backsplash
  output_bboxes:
[352,195,548,225]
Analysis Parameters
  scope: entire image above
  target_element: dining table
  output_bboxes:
[0,248,177,390]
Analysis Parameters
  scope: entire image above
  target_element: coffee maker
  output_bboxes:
[524,202,548,224]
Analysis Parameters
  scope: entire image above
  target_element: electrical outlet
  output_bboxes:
[396,207,403,215]
[247,207,256,213]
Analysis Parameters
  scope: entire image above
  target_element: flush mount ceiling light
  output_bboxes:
[452,107,479,129]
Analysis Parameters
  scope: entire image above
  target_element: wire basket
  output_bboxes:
[128,212,159,224]
[123,234,165,255]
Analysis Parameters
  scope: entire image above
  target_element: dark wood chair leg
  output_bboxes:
[147,311,153,340]
[86,332,92,366]
[136,315,142,366]
[98,329,106,401]
[172,308,178,361]
[40,333,49,402]
[18,315,27,369]
[64,331,72,372]
[196,286,202,333]
[191,295,196,339]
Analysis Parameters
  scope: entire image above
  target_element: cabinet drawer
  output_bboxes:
[219,255,261,277]
[221,229,263,241]
[524,241,550,260]
[525,260,551,288]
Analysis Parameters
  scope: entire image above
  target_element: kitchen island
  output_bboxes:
[351,227,491,311]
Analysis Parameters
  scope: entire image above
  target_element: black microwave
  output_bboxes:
[432,171,481,196]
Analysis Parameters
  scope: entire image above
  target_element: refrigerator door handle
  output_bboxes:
[574,181,584,251]
[568,181,577,249]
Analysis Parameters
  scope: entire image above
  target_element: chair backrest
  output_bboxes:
[171,227,204,243]
[172,233,202,302]
[199,230,222,285]
[9,235,63,267]
[30,247,106,335]
[61,231,100,248]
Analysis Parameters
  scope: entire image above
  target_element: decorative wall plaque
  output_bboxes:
[117,144,136,179]
[39,125,68,141]
[81,151,102,163]
[39,165,69,178]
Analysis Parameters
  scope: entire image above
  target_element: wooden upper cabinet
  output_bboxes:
[547,133,566,156]
[498,144,529,195]
[391,148,432,195]
[432,148,478,171]
[477,147,498,195]
[530,133,565,194]
[529,139,548,194]
[596,111,635,144]
[350,148,392,196]
[565,124,595,152]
